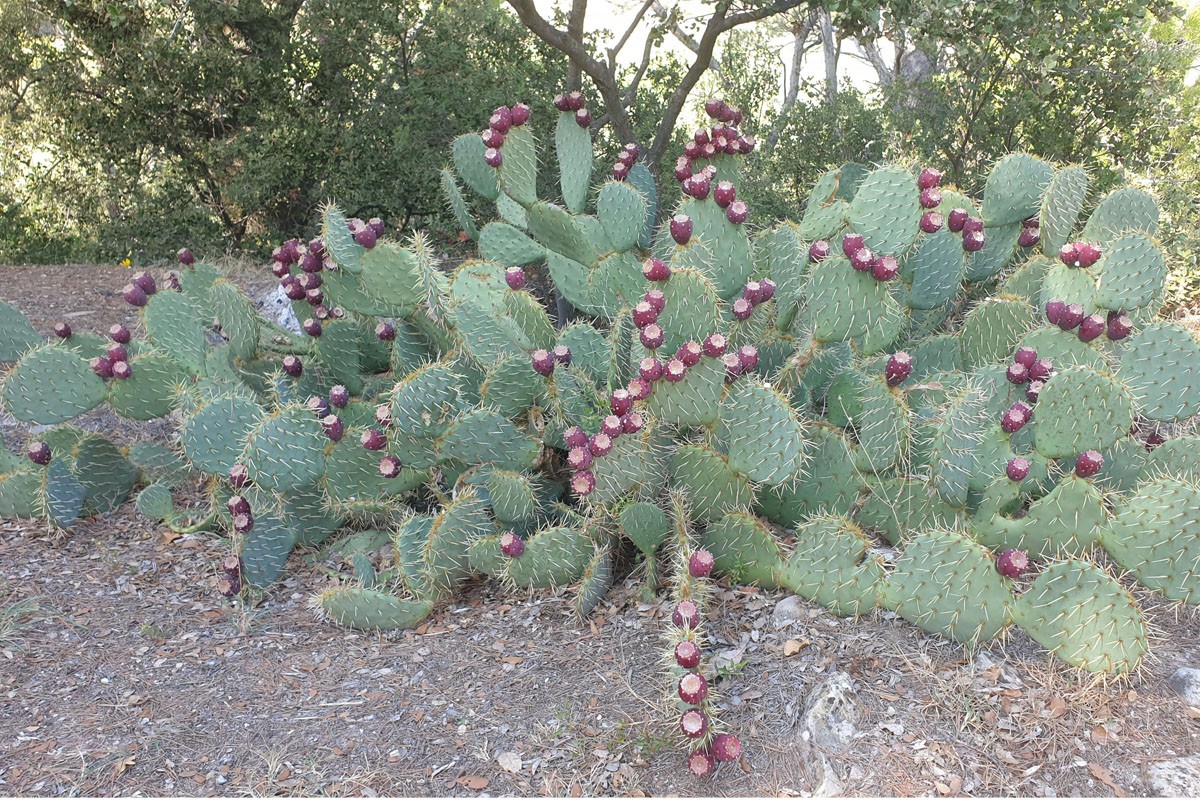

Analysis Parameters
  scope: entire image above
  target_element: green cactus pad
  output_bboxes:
[526,201,596,267]
[625,163,657,249]
[964,222,1021,282]
[1033,365,1134,458]
[848,166,920,255]
[619,501,670,555]
[589,424,667,504]
[1117,323,1200,422]
[806,257,904,344]
[479,355,544,418]
[390,361,468,439]
[1039,166,1090,255]
[1017,326,1107,372]
[591,181,643,254]
[649,267,721,356]
[847,375,908,474]
[1080,187,1158,244]
[575,545,615,617]
[982,154,1053,226]
[904,229,965,310]
[241,405,327,493]
[143,291,206,375]
[588,251,645,315]
[238,508,297,587]
[411,491,493,599]
[0,300,41,361]
[74,434,137,514]
[0,469,42,518]
[44,459,86,530]
[557,323,609,383]
[679,198,756,300]
[452,133,500,201]
[466,534,506,577]
[554,112,592,214]
[778,515,884,616]
[316,588,433,630]
[208,281,260,361]
[908,334,964,379]
[857,477,961,544]
[440,409,539,471]
[502,525,592,589]
[135,482,174,521]
[669,443,753,524]
[1143,436,1200,482]
[1093,233,1165,311]
[441,167,479,240]
[1,344,107,424]
[486,469,537,523]
[757,426,865,525]
[1039,260,1099,316]
[180,395,263,475]
[881,527,1012,646]
[545,250,594,312]
[128,441,191,486]
[718,380,807,484]
[358,242,425,315]
[973,475,1107,558]
[644,353,724,427]
[928,385,989,507]
[1092,435,1150,495]
[701,511,783,588]
[1012,558,1147,673]
[108,349,188,420]
[999,255,1053,307]
[320,206,364,273]
[479,222,545,267]
[960,297,1035,370]
[496,125,538,206]
[1100,476,1200,604]
[799,198,850,242]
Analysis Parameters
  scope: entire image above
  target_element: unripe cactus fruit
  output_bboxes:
[1006,457,1030,482]
[571,470,596,496]
[1075,450,1104,478]
[920,212,944,233]
[589,433,613,457]
[996,548,1029,578]
[1106,312,1133,340]
[564,426,589,449]
[842,233,865,258]
[670,215,693,245]
[360,429,387,451]
[504,266,526,290]
[531,349,556,376]
[111,360,133,380]
[90,356,113,378]
[702,333,728,357]
[640,324,665,350]
[675,640,702,668]
[885,351,913,387]
[947,208,969,232]
[664,358,688,383]
[282,355,303,377]
[918,167,942,190]
[500,531,525,557]
[639,357,664,382]
[328,385,350,408]
[688,750,715,777]
[123,283,148,307]
[227,495,251,516]
[177,247,195,265]
[27,441,51,465]
[808,240,831,262]
[689,549,714,578]
[1078,313,1106,342]
[680,709,709,739]
[673,600,700,628]
[678,672,709,705]
[642,257,671,282]
[644,289,666,313]
[568,446,592,471]
[378,455,402,479]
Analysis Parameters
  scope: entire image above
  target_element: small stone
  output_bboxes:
[772,596,806,629]
[1167,667,1200,707]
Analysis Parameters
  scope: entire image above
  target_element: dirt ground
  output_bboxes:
[2,262,1200,798]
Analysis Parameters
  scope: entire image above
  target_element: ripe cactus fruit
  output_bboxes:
[90,356,113,378]
[531,349,556,376]
[675,640,701,668]
[227,495,251,516]
[702,333,728,357]
[737,345,758,372]
[1014,346,1038,368]
[1001,403,1032,433]
[571,470,596,496]
[353,224,377,249]
[378,455,402,479]
[375,321,396,341]
[644,289,666,313]
[304,288,324,307]
[321,415,344,442]
[677,341,703,368]
[177,247,195,265]
[500,531,525,557]
[886,351,913,387]
[670,215,693,245]
[328,385,350,408]
[132,270,157,294]
[996,549,1029,578]
[689,549,714,578]
[282,355,303,377]
[627,378,652,402]
[722,352,742,382]
[1025,380,1044,404]
[111,360,133,380]
[871,255,899,282]
[711,733,742,762]
[678,672,709,705]
[490,106,512,132]
[1028,359,1054,381]
[504,266,526,290]
[808,240,831,262]
[123,283,148,307]
[947,208,969,232]
[568,446,593,471]
[1044,299,1066,325]
[963,230,986,252]
[610,389,633,416]
[574,107,591,128]
[918,167,942,190]
[52,322,71,339]
[1006,457,1030,482]
[758,278,776,302]
[850,247,875,272]
[601,415,624,438]
[1076,242,1102,268]
[1106,312,1133,341]
[642,257,671,282]
[1006,363,1030,384]
[963,217,985,234]
[622,412,644,434]
[1075,450,1104,478]
[1057,304,1085,331]
[302,318,322,337]
[640,324,665,350]
[374,404,392,428]
[920,212,944,233]
[633,301,658,328]
[842,233,865,257]
[732,298,754,321]
[672,600,700,628]
[1018,227,1040,248]
[726,200,749,225]
[564,426,589,449]
[1078,313,1106,343]
[360,429,387,451]
[108,323,132,343]
[228,464,250,488]
[688,750,715,777]
[481,128,505,149]
[107,343,128,363]
[552,344,572,365]
[714,181,736,208]
[639,356,664,382]
[233,513,254,534]
[664,358,688,383]
[1059,242,1079,267]
[26,441,51,465]
[919,187,942,209]
[589,433,613,457]
[484,148,503,168]
[680,709,709,739]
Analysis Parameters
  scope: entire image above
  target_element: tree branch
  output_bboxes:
[566,0,588,90]
[650,1,722,72]
[608,0,656,71]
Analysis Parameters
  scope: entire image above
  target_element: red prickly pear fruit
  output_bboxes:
[601,414,623,438]
[1028,359,1053,381]
[90,355,113,378]
[481,128,505,149]
[484,148,503,168]
[281,355,303,377]
[712,733,742,763]
[758,278,776,302]
[379,455,403,479]
[644,289,666,313]
[106,343,128,363]
[568,446,593,471]
[918,167,942,190]
[1000,404,1030,434]
[564,426,589,448]
[642,257,671,282]
[1044,299,1065,325]
[229,464,250,488]
[850,247,874,272]
[963,217,984,234]
[688,750,715,777]
[123,283,148,306]
[962,230,986,252]
[1078,313,1106,342]
[675,161,693,182]
[177,247,195,265]
[722,352,743,383]
[164,271,181,290]
[1075,450,1103,478]
[886,351,913,387]
[222,554,242,579]
[996,548,1029,578]
[375,403,392,428]
[565,91,584,111]
[574,107,591,128]
[360,428,387,451]
[1076,242,1102,268]
[328,384,349,408]
[1006,457,1030,482]
[227,495,250,516]
[689,549,714,578]
[368,218,385,237]
[1025,380,1044,403]
[552,93,571,111]
[489,106,512,133]
[1057,304,1085,331]
[683,141,701,160]
[680,708,709,739]
[728,105,744,125]
[632,301,658,328]
[640,324,665,350]
[1059,242,1079,267]
[285,280,306,301]
[302,317,322,337]
[612,162,630,181]
[743,281,764,305]
[714,181,736,208]
[111,360,133,380]
[738,134,756,154]
[664,358,688,383]
[531,349,556,376]
[947,208,969,233]
[1018,227,1040,248]
[610,388,633,416]
[809,240,831,262]
[305,288,324,306]
[919,187,942,209]
[1014,346,1038,368]
[702,333,728,358]
[26,441,51,465]
[673,599,700,629]
[571,470,596,496]
[842,233,865,257]
[623,142,640,160]
[552,344,572,365]
[675,639,702,668]
[670,214,693,245]
[510,102,531,126]
[500,531,525,558]
[1106,312,1133,340]
[353,225,377,249]
[628,378,652,402]
[299,272,323,291]
[678,671,709,705]
[53,321,71,339]
[1146,431,1166,450]
[677,341,703,367]
[685,174,711,200]
[1006,362,1030,384]
[639,356,664,383]
[694,128,711,146]
[589,433,613,457]
[704,97,726,119]
[732,297,754,321]
[109,323,132,343]
[272,261,290,278]
[725,200,749,224]
[871,255,899,282]
[1023,216,1040,229]
[132,270,157,294]
[738,345,758,372]
[233,513,254,534]
[920,211,944,233]
[321,415,344,442]
[622,411,644,434]
[375,321,396,341]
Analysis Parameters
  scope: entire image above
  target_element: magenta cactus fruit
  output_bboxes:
[90,355,113,378]
[1028,359,1053,381]
[177,247,195,265]
[850,247,875,272]
[737,345,758,372]
[963,230,986,252]
[1006,362,1030,384]
[1078,313,1106,342]
[52,321,72,339]
[1014,346,1038,368]
[503,266,526,291]
[686,174,711,200]
[281,355,303,377]
[367,218,385,237]
[963,217,985,234]
[227,464,250,489]
[1006,457,1031,482]
[732,297,754,321]
[564,426,589,448]
[353,225,377,249]
[26,441,51,465]
[108,323,132,344]
[321,415,344,442]
[375,321,396,341]
[1146,431,1166,449]
[677,341,703,368]
[610,388,633,416]
[1059,242,1079,267]
[639,356,664,383]
[919,187,942,209]
[612,162,630,181]
[1106,311,1133,340]
[947,208,969,232]
[360,429,387,451]
[758,278,776,302]
[481,127,505,149]
[632,301,658,328]
[670,214,693,245]
[842,233,865,257]
[106,343,128,363]
[664,358,688,383]
[302,318,322,337]
[996,549,1029,578]
[531,349,556,377]
[1025,380,1044,404]
[680,709,709,739]
[227,495,251,516]
[489,105,512,133]
[808,240,831,262]
[871,255,899,282]
[628,378,652,402]
[375,403,392,428]
[111,360,133,380]
[722,352,743,382]
[510,102,531,127]
[499,531,525,558]
[284,280,306,301]
[164,270,181,290]
[304,288,324,306]
[678,672,709,705]
[640,323,665,350]
[272,261,290,278]
[232,513,254,534]
[920,211,944,233]
[675,639,702,668]
[713,180,736,208]
[672,599,700,629]
[379,455,402,479]
[1000,403,1031,434]
[484,147,503,168]
[552,93,570,111]
[574,107,591,127]
[711,733,741,763]
[702,333,728,357]
[328,384,350,408]
[552,345,573,366]
[644,289,666,313]
[885,351,913,387]
[688,750,715,777]
[1076,242,1102,268]
[589,433,613,457]
[704,97,726,119]
[1044,299,1066,325]
[622,411,644,434]
[689,549,714,578]
[1018,227,1040,248]
[1057,303,1085,331]
[601,415,623,439]
[918,167,942,190]
[1075,450,1104,478]
[571,470,596,497]
[123,283,148,307]
[567,446,593,471]
[725,200,749,225]
[132,270,157,294]
[743,281,764,304]
[642,257,671,282]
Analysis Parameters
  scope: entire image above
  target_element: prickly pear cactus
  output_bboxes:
[3,93,1200,776]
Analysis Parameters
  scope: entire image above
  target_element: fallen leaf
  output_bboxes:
[1088,762,1127,796]
[113,755,135,778]
[160,530,182,544]
[457,775,488,790]
[783,639,808,657]
[497,752,522,774]
[1090,725,1111,745]
[1047,696,1069,718]
[502,656,523,665]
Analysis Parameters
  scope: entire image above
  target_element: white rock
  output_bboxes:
[254,285,300,334]
[1147,754,1200,797]
[773,595,806,629]
[1167,667,1200,706]
[795,671,860,796]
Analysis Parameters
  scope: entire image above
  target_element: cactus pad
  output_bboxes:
[1100,476,1200,604]
[1,345,107,424]
[1116,323,1200,422]
[778,515,884,616]
[1033,365,1135,458]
